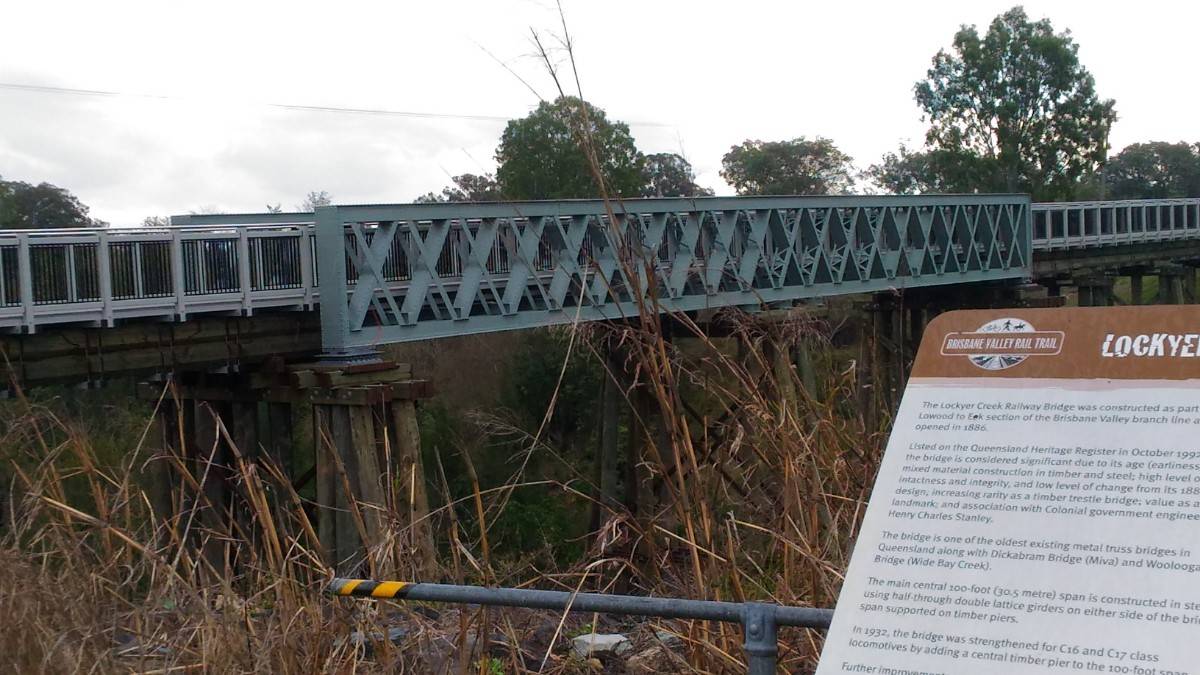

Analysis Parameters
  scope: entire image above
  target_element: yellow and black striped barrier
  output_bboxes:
[330,578,412,599]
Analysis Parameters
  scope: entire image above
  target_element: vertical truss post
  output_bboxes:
[97,230,114,326]
[1130,272,1144,305]
[170,227,187,319]
[314,206,351,357]
[237,227,253,315]
[17,233,34,331]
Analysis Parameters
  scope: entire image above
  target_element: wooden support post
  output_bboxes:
[1077,283,1094,307]
[626,382,652,517]
[313,404,338,571]
[1157,267,1186,305]
[389,398,437,577]
[1170,275,1185,305]
[888,298,904,404]
[1130,273,1144,306]
[1185,267,1198,304]
[794,337,819,403]
[231,401,258,458]
[857,303,879,432]
[266,402,293,476]
[1076,276,1113,307]
[867,296,901,413]
[193,399,232,576]
[348,403,385,572]
[907,303,927,363]
[146,394,182,532]
[591,344,622,534]
[313,398,387,576]
[768,334,799,413]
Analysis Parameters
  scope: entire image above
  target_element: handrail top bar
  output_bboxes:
[170,213,314,226]
[175,194,1032,226]
[1033,197,1200,210]
[0,223,311,237]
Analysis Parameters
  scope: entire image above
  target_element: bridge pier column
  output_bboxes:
[1157,266,1188,305]
[142,363,435,579]
[863,295,907,415]
[856,300,888,429]
[192,396,235,575]
[1130,273,1144,305]
[590,340,623,536]
[1076,276,1114,307]
[142,374,262,576]
[304,365,435,577]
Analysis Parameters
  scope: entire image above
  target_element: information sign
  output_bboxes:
[819,307,1200,675]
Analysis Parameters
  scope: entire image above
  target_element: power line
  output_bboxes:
[0,80,672,127]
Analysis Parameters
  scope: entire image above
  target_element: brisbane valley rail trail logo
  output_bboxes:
[940,318,1065,371]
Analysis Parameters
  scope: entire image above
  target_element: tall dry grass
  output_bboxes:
[0,308,888,673]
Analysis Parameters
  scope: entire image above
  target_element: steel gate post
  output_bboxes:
[742,602,779,673]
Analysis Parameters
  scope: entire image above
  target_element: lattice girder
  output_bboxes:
[313,196,1031,350]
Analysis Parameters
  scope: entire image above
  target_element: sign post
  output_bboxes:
[819,306,1200,675]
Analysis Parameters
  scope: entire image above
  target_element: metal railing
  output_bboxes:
[327,577,833,673]
[1032,198,1200,251]
[0,223,316,331]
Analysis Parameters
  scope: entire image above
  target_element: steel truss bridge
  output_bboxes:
[1,195,1197,352]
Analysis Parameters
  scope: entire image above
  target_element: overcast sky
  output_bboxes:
[1,0,1196,225]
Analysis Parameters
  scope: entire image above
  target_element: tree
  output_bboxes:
[913,6,1116,200]
[495,97,645,200]
[0,176,104,229]
[298,191,331,212]
[1103,142,1200,199]
[867,145,996,194]
[641,153,714,198]
[415,173,504,203]
[720,137,855,195]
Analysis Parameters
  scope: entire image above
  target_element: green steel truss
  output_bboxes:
[312,195,1031,351]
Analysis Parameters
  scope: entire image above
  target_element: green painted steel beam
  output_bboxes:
[309,195,1032,352]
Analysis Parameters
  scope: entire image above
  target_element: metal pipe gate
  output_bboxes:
[328,578,833,673]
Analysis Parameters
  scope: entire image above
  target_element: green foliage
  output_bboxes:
[0,381,151,509]
[642,153,714,198]
[1103,142,1200,199]
[416,331,601,566]
[566,622,595,638]
[415,173,504,203]
[911,6,1116,201]
[720,137,855,196]
[0,176,104,229]
[495,97,645,200]
[500,329,603,452]
[477,657,505,675]
[867,145,995,195]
